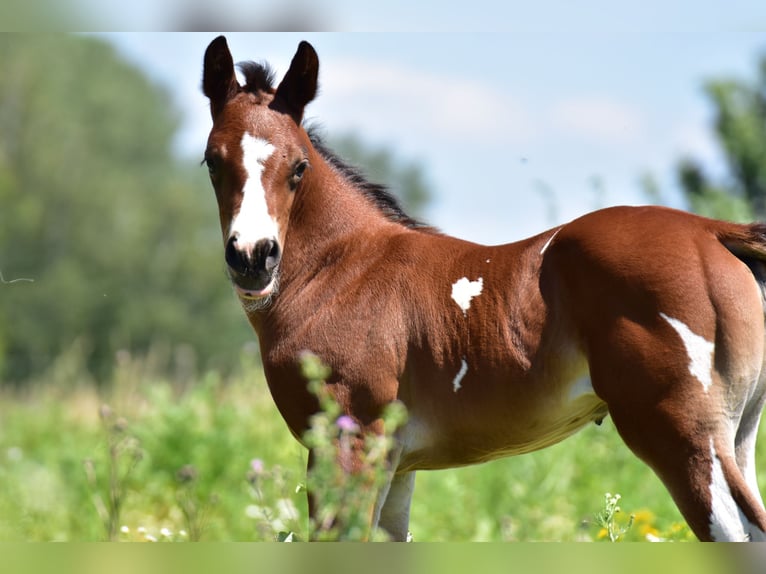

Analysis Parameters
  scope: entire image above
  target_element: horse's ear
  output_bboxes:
[272,41,319,124]
[203,35,240,119]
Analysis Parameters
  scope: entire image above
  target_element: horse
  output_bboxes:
[201,35,766,541]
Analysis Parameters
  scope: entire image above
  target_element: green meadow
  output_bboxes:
[3,344,753,542]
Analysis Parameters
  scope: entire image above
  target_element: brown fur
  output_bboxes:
[201,37,766,541]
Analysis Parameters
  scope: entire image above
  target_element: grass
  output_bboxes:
[1,346,763,542]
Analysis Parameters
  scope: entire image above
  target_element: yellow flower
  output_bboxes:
[639,524,660,538]
[632,509,655,525]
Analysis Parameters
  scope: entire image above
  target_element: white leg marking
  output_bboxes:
[376,472,416,541]
[453,358,468,392]
[736,400,765,512]
[229,133,278,248]
[659,313,714,392]
[708,438,765,541]
[451,277,483,315]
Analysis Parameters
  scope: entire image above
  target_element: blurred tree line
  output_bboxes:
[1,34,761,387]
[0,34,430,386]
[653,54,766,222]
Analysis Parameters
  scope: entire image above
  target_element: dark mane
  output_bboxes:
[306,128,436,232]
[235,60,433,232]
[238,61,276,94]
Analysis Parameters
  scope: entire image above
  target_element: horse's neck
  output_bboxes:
[288,163,398,257]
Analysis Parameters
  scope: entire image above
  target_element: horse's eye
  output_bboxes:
[203,151,221,179]
[290,160,309,190]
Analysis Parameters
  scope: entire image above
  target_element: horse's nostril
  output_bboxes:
[225,235,280,278]
[264,239,281,271]
[225,234,244,272]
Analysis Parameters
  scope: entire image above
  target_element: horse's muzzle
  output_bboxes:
[225,234,281,298]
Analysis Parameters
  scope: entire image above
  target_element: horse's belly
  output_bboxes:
[398,377,608,471]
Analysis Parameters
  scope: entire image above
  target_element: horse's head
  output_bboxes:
[202,36,318,306]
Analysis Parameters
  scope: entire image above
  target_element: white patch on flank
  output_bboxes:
[453,358,468,393]
[708,438,765,541]
[539,228,561,255]
[568,376,595,403]
[229,133,278,248]
[659,313,715,392]
[451,277,483,315]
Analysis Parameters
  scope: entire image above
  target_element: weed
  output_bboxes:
[594,492,634,542]
[298,352,408,541]
[175,464,217,541]
[82,404,143,541]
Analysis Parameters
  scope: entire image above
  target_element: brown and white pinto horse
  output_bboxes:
[201,36,766,541]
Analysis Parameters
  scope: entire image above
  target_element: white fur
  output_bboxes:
[708,438,765,541]
[451,277,483,315]
[568,376,595,402]
[539,228,561,255]
[453,358,469,392]
[229,133,278,249]
[374,472,416,541]
[660,313,715,392]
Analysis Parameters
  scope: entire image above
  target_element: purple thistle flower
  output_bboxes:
[250,458,264,475]
[336,415,359,433]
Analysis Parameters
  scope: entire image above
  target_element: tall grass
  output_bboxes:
[1,346,762,541]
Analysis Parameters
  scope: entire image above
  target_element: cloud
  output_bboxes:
[549,96,645,145]
[317,58,532,145]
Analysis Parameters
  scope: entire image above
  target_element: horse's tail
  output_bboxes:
[718,222,766,261]
[717,222,766,299]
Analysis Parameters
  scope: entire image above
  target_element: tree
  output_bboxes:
[0,35,252,383]
[673,55,766,221]
[0,35,435,385]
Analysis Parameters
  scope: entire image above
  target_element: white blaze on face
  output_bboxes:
[229,133,278,249]
[659,313,715,392]
[451,277,483,316]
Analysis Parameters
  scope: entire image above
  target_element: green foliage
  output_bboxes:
[0,35,435,387]
[594,492,633,542]
[672,53,766,221]
[299,352,408,541]
[82,404,143,541]
[2,348,754,541]
[0,34,252,383]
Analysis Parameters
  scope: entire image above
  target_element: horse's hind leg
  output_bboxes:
[607,383,766,541]
[734,384,766,516]
[589,314,766,541]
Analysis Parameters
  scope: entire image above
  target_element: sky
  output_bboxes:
[94,6,766,245]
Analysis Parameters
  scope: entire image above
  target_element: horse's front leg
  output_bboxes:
[305,427,398,541]
[373,468,416,541]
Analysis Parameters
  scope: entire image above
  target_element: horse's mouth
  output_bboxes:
[233,281,275,300]
[227,269,278,301]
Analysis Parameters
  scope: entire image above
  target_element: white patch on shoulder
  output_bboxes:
[451,277,483,315]
[229,133,278,247]
[708,438,765,541]
[453,358,468,393]
[539,228,561,256]
[660,313,715,392]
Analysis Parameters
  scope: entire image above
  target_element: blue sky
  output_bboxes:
[98,11,765,244]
